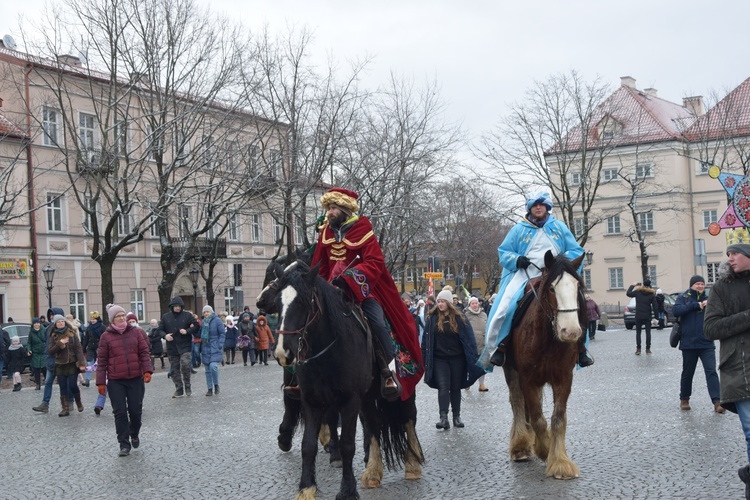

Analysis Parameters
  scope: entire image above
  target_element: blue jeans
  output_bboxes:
[735,399,750,464]
[680,348,720,402]
[43,367,55,403]
[191,342,201,367]
[85,359,96,381]
[96,391,107,409]
[205,361,219,390]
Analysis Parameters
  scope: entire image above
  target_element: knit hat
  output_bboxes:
[226,316,234,326]
[689,275,705,287]
[202,305,214,314]
[727,243,750,259]
[10,336,19,343]
[52,314,66,325]
[468,296,479,305]
[32,317,40,325]
[90,311,100,320]
[106,304,126,323]
[525,192,553,212]
[126,312,138,323]
[437,289,453,303]
[320,187,359,214]
[643,279,652,287]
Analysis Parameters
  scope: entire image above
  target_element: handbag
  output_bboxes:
[669,320,681,348]
[597,323,606,332]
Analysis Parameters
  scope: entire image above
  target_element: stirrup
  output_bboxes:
[381,373,401,402]
[283,385,301,400]
[490,348,505,367]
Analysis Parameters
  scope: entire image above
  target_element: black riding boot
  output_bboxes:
[490,340,507,367]
[373,337,401,401]
[578,337,594,367]
[436,411,450,430]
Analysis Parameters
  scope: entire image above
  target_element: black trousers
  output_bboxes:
[361,298,393,364]
[433,355,466,415]
[635,319,652,349]
[108,377,145,451]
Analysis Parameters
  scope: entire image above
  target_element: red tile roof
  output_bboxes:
[0,111,28,140]
[547,85,694,155]
[683,76,750,141]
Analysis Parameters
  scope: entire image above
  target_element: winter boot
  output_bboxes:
[436,411,450,430]
[74,392,84,412]
[578,337,594,367]
[35,383,41,390]
[214,385,220,395]
[13,383,21,392]
[58,396,70,417]
[490,340,508,367]
[33,401,49,413]
[205,389,213,396]
[452,413,465,428]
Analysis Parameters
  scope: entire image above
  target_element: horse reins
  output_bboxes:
[275,289,337,366]
[523,264,580,326]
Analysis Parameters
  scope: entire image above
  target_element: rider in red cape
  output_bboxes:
[312,187,424,401]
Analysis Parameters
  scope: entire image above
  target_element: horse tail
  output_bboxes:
[375,393,423,471]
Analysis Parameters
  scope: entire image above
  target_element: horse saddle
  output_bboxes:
[510,278,543,332]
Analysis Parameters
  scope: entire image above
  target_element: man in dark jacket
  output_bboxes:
[673,275,723,413]
[158,297,199,398]
[626,279,658,355]
[704,243,750,499]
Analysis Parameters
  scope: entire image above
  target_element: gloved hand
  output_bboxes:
[97,385,106,396]
[516,256,531,269]
[332,276,353,302]
[143,372,152,383]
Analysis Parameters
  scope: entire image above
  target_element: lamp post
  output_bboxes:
[585,250,593,266]
[42,263,55,311]
[189,265,200,311]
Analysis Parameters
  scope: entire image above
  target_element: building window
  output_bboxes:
[178,205,192,238]
[606,215,620,235]
[635,162,653,179]
[114,120,128,156]
[608,267,624,289]
[201,134,214,169]
[269,149,281,177]
[250,214,262,243]
[570,172,582,186]
[69,291,86,322]
[706,262,720,284]
[224,287,234,313]
[637,213,654,232]
[573,218,585,238]
[146,124,162,160]
[79,112,97,150]
[406,268,414,283]
[294,217,304,246]
[699,161,710,174]
[228,212,240,241]
[602,168,618,182]
[130,289,145,322]
[582,269,592,290]
[246,145,259,174]
[647,266,657,287]
[47,193,63,232]
[149,214,161,238]
[272,219,284,243]
[702,209,718,229]
[82,196,97,235]
[118,211,134,236]
[174,128,191,165]
[42,106,59,146]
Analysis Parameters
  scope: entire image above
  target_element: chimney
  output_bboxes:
[620,76,637,89]
[57,54,82,67]
[644,88,657,97]
[683,96,705,116]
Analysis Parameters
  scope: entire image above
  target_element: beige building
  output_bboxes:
[0,42,309,323]
[547,76,750,308]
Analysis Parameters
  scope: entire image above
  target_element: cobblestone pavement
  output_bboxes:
[1,327,745,499]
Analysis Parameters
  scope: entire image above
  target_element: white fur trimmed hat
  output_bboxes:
[320,187,359,213]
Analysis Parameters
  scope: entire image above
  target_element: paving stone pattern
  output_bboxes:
[1,327,744,499]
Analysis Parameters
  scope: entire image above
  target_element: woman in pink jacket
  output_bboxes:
[97,304,153,457]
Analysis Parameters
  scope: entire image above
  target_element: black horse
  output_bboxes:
[274,261,422,499]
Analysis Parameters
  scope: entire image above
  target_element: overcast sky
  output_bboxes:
[3,0,750,162]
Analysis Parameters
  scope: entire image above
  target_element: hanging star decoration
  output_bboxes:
[707,165,750,243]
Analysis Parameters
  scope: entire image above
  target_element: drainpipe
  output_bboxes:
[685,143,697,275]
[24,62,41,315]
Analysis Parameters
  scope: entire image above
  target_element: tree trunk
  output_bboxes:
[99,256,116,320]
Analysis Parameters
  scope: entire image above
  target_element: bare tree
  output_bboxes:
[476,70,616,245]
[0,124,31,227]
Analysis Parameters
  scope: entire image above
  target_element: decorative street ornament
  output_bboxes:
[707,165,750,244]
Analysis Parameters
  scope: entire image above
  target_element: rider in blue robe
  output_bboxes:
[476,192,593,371]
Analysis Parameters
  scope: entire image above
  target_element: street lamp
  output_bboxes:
[42,263,55,310]
[189,264,200,311]
[585,250,594,266]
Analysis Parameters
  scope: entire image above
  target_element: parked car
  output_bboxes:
[1,322,31,375]
[623,294,676,330]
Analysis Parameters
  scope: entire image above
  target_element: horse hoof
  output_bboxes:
[295,486,318,500]
[511,451,531,462]
[405,471,422,480]
[278,436,293,453]
[363,478,381,489]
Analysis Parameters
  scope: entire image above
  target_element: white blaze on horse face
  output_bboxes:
[552,272,582,342]
[256,284,271,303]
[275,285,299,365]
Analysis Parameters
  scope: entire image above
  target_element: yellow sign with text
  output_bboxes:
[0,258,29,279]
[423,272,444,279]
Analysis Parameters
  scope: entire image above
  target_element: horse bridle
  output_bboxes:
[275,288,336,366]
[524,265,582,326]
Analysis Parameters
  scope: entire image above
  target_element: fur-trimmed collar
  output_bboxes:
[633,285,656,294]
[717,261,750,282]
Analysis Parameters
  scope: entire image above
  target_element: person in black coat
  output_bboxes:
[626,279,659,355]
[81,311,104,387]
[147,319,165,370]
[421,289,484,430]
[673,275,723,413]
[158,297,199,398]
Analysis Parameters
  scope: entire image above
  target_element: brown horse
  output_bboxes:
[503,250,586,480]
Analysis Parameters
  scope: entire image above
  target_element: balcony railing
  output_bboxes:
[76,149,115,174]
[169,237,227,261]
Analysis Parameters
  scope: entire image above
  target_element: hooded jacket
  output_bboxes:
[82,320,105,361]
[673,288,714,350]
[704,262,750,409]
[626,284,658,321]
[158,297,199,355]
[27,323,48,370]
[96,323,152,383]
